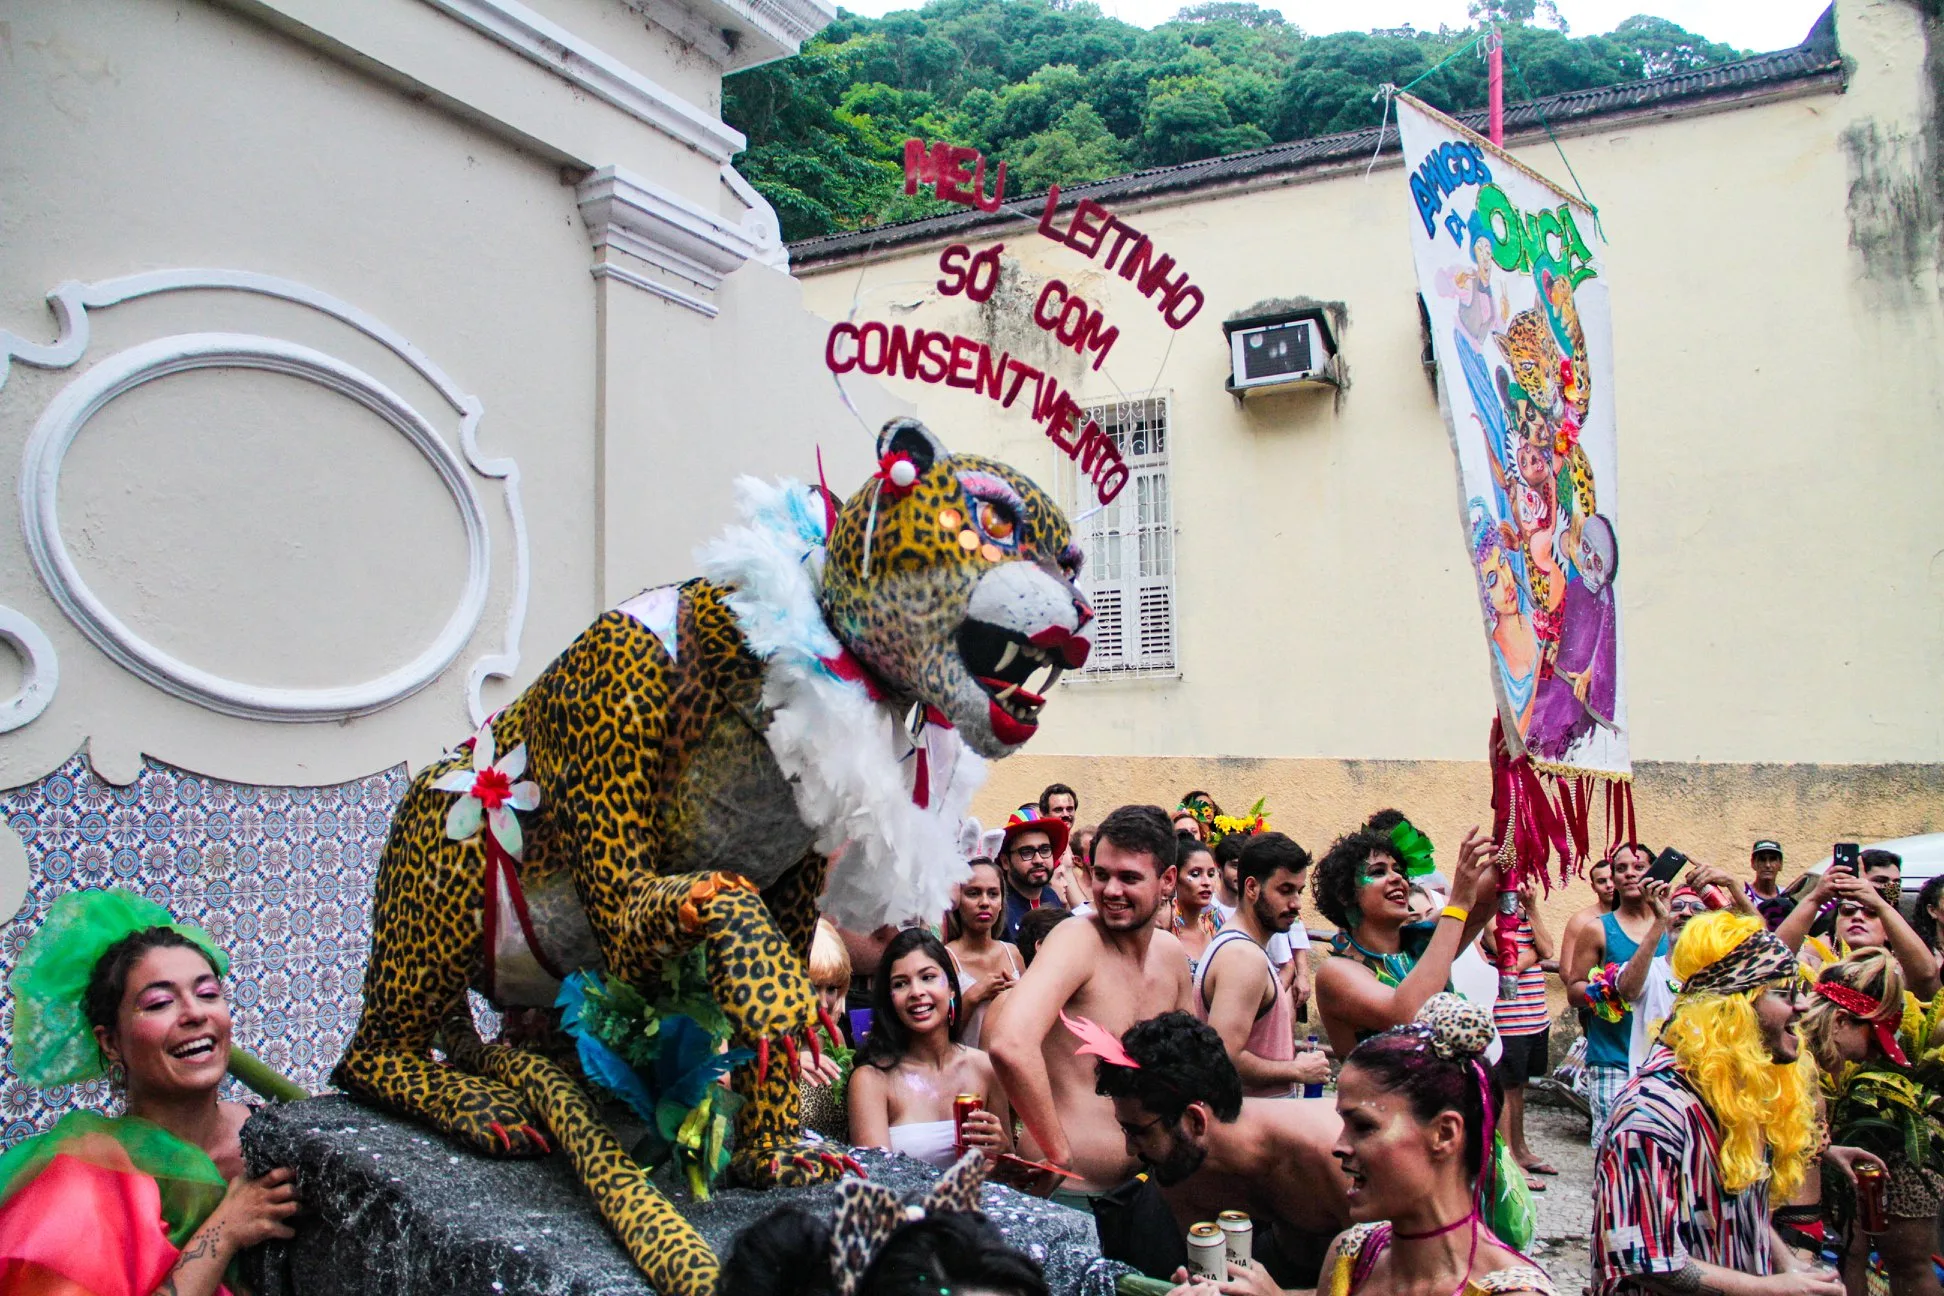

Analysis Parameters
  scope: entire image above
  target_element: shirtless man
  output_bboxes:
[1555,854,1615,983]
[1196,832,1329,1097]
[988,804,1193,1204]
[1094,1012,1351,1289]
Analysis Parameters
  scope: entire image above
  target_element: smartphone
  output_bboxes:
[1831,842,1860,875]
[1647,847,1689,884]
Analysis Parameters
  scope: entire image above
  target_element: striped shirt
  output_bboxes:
[1493,918,1549,1037]
[1592,1046,1773,1296]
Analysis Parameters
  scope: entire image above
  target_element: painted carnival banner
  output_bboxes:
[1397,94,1626,779]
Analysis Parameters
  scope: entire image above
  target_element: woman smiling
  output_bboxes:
[1318,996,1554,1296]
[848,928,1012,1169]
[0,889,299,1296]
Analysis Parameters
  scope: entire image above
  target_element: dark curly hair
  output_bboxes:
[1363,809,1407,836]
[1212,833,1249,869]
[1092,1011,1242,1124]
[1014,906,1070,966]
[1237,831,1311,894]
[1313,829,1403,930]
[1914,875,1944,955]
[1095,805,1179,876]
[1344,1028,1503,1180]
[84,927,218,1045]
[858,928,961,1071]
[717,1205,1048,1296]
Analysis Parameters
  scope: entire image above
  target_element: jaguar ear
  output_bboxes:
[876,418,946,474]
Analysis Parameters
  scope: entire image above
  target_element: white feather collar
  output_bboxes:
[696,478,985,930]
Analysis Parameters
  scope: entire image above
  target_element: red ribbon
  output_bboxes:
[1812,981,1910,1066]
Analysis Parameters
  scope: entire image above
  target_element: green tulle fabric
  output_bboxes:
[8,888,229,1088]
[0,1110,227,1247]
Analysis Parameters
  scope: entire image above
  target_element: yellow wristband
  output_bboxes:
[1439,905,1470,924]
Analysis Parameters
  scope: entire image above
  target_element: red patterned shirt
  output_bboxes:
[1592,1047,1774,1296]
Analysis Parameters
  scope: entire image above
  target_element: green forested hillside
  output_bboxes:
[723,0,1752,241]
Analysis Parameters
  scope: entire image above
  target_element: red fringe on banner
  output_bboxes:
[1488,716,1634,891]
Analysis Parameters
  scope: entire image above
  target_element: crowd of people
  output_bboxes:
[1,786,1940,1296]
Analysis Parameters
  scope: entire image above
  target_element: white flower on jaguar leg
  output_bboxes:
[433,725,541,858]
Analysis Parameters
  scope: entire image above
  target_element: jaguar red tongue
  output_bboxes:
[977,677,1045,709]
[1029,626,1091,669]
[988,700,1038,745]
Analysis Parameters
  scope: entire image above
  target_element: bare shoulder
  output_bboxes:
[1470,1241,1560,1296]
[1315,951,1373,990]
[1146,925,1188,964]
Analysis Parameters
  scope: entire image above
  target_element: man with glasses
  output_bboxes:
[997,807,1067,943]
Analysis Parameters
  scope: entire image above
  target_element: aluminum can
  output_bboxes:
[1188,1222,1227,1283]
[1855,1161,1889,1234]
[953,1093,983,1150]
[1217,1211,1253,1267]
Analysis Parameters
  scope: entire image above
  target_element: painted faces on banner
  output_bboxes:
[1396,94,1627,780]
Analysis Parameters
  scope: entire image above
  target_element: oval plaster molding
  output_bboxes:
[0,606,59,734]
[20,333,491,721]
[0,269,529,727]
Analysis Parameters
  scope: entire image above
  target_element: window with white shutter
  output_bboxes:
[1060,395,1177,678]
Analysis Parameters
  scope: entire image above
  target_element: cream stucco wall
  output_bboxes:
[795,0,1944,868]
[0,0,882,817]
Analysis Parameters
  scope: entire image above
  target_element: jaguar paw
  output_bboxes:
[728,1140,855,1190]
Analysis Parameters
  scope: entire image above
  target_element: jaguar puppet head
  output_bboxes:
[821,419,1091,759]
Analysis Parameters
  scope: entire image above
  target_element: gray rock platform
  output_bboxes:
[241,1096,1128,1296]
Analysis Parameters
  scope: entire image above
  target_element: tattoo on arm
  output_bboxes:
[1651,1263,1723,1296]
[158,1223,223,1296]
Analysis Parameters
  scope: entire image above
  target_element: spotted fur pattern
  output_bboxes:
[335,422,1075,1296]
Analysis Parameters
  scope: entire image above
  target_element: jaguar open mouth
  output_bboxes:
[957,619,1068,744]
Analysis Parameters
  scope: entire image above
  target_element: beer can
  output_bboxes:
[1854,1161,1889,1234]
[1187,1222,1227,1283]
[1217,1210,1253,1267]
[953,1093,984,1150]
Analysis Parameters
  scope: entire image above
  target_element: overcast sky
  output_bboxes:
[834,0,1831,54]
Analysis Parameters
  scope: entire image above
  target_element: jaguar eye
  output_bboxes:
[977,500,1016,544]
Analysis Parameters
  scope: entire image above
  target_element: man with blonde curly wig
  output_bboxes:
[1592,912,1841,1296]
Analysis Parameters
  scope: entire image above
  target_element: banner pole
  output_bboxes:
[1487,27,1504,147]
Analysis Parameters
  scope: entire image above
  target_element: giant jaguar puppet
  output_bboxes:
[334,419,1090,1295]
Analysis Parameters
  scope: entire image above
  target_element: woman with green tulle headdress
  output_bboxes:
[0,888,299,1295]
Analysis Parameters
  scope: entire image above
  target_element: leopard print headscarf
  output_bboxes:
[828,1150,988,1296]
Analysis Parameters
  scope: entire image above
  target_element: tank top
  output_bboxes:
[1586,911,1668,1069]
[1192,928,1296,1098]
[1493,919,1549,1037]
[946,944,1022,1050]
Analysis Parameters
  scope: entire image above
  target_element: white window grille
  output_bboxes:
[1061,394,1177,678]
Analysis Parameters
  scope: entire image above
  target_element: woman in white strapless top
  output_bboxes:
[945,859,1024,1050]
[848,928,1012,1169]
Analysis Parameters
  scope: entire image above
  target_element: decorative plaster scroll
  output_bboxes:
[577,165,765,305]
[416,0,745,162]
[722,165,790,272]
[21,334,491,721]
[0,270,529,727]
[0,607,58,734]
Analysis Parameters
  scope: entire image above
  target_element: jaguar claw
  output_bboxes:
[522,1124,551,1154]
[805,1024,823,1070]
[840,1154,867,1177]
[817,1003,843,1050]
[783,1034,800,1076]
[488,1121,512,1153]
[756,1037,770,1086]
